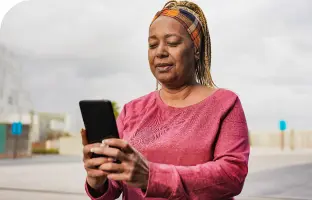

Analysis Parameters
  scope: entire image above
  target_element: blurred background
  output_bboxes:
[0,0,311,199]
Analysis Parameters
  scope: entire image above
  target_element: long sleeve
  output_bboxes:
[84,105,128,199]
[143,97,250,199]
[85,179,123,200]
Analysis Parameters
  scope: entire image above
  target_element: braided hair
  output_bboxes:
[154,0,216,90]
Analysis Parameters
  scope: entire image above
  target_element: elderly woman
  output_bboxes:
[81,0,250,199]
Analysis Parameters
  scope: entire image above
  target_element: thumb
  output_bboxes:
[81,128,88,146]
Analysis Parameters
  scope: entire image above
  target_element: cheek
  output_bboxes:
[148,50,156,73]
[182,45,195,58]
[173,47,194,67]
[148,50,154,65]
[170,48,183,64]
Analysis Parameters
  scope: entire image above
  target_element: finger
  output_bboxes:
[85,157,112,169]
[107,173,131,182]
[87,169,109,178]
[81,128,88,146]
[103,139,135,154]
[98,162,124,173]
[84,156,114,164]
[84,157,116,164]
[91,146,128,161]
[82,137,109,155]
[83,143,102,156]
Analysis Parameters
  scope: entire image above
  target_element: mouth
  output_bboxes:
[155,63,174,72]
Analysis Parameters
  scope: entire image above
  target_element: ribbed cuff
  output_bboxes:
[142,162,174,198]
[85,179,113,200]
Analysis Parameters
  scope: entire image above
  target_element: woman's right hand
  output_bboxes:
[81,129,113,191]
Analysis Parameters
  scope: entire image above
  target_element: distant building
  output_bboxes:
[0,111,71,158]
[2,112,71,142]
[35,112,71,142]
[0,44,30,121]
[0,122,32,158]
[0,44,71,158]
[0,44,33,158]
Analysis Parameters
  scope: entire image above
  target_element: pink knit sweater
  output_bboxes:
[85,88,250,200]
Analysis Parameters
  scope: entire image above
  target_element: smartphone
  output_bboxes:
[79,99,119,158]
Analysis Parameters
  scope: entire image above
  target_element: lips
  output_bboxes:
[155,63,174,72]
[155,63,173,68]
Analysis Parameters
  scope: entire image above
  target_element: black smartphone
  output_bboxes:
[79,99,119,158]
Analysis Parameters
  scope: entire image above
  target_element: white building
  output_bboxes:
[35,112,71,142]
[3,112,71,142]
[0,44,32,123]
[0,44,71,142]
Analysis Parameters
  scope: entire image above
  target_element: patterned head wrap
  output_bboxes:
[150,7,203,53]
[150,0,216,88]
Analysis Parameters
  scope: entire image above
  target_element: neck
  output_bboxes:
[160,80,198,101]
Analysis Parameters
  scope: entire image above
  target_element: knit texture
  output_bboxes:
[85,88,250,200]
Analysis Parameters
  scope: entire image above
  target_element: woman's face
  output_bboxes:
[148,16,196,88]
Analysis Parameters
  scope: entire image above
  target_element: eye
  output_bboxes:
[167,42,179,47]
[149,44,157,49]
[148,41,158,49]
[167,40,181,47]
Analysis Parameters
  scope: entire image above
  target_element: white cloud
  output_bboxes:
[0,0,311,133]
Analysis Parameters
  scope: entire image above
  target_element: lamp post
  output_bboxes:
[279,120,287,151]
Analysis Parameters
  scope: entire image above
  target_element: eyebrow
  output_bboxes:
[165,33,181,38]
[149,33,181,40]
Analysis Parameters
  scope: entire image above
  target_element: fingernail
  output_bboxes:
[103,139,111,144]
[100,143,108,148]
[102,139,110,145]
[91,147,102,153]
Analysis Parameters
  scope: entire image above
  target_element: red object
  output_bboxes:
[85,88,250,200]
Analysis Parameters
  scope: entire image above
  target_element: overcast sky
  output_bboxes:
[0,0,311,133]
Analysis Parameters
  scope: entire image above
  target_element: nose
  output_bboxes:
[156,42,169,58]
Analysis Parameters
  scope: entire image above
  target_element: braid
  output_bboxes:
[155,0,216,90]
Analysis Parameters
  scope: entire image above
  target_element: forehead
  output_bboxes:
[149,16,188,37]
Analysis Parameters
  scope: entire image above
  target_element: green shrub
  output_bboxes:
[32,148,59,154]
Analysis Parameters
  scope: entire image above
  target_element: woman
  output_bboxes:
[82,1,250,199]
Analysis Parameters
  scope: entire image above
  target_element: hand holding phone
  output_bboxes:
[81,129,111,191]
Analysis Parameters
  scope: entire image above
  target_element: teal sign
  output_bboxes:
[11,122,22,135]
[279,120,287,131]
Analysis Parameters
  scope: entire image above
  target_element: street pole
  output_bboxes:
[281,130,284,151]
[279,120,286,151]
[15,62,23,159]
[13,134,18,159]
[12,70,22,159]
[290,129,295,150]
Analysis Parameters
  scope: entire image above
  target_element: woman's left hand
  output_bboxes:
[90,138,149,189]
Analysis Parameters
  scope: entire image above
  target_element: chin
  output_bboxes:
[156,74,174,83]
[156,77,179,88]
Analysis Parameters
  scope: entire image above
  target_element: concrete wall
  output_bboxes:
[249,130,312,149]
[46,140,60,149]
[58,130,312,156]
[59,136,83,155]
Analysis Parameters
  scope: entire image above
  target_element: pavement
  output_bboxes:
[239,163,312,199]
[1,148,312,200]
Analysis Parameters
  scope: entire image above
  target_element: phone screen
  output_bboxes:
[79,100,119,144]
